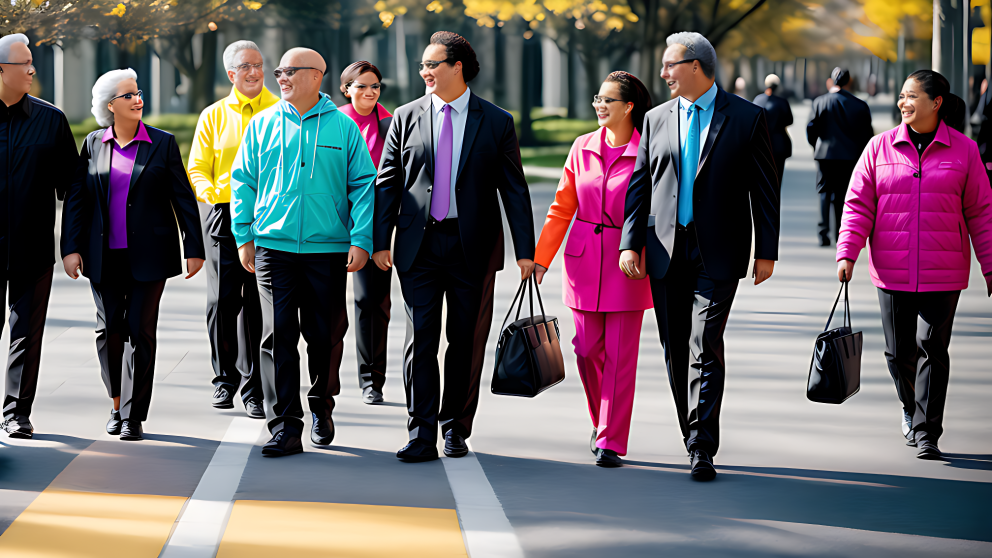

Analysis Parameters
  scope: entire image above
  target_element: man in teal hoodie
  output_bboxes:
[230,47,376,457]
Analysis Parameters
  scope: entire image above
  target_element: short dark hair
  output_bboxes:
[604,71,653,133]
[429,31,480,82]
[340,61,383,97]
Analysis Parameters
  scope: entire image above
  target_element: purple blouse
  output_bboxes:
[102,122,152,249]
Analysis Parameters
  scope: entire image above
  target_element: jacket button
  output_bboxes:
[913,172,919,178]
[427,187,432,192]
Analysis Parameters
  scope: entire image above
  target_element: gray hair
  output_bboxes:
[666,32,717,79]
[0,34,30,63]
[91,68,138,127]
[223,40,262,70]
[764,74,781,91]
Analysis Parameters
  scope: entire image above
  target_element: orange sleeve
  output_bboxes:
[534,142,580,269]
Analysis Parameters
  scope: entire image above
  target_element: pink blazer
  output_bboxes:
[535,127,653,312]
[837,122,992,294]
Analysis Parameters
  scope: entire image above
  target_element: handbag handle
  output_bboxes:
[529,275,553,339]
[498,279,528,338]
[496,276,553,344]
[824,277,852,331]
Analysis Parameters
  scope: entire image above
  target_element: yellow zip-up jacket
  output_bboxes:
[188,85,279,204]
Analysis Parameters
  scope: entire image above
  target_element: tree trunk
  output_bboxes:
[566,27,577,118]
[638,0,659,101]
[191,31,218,113]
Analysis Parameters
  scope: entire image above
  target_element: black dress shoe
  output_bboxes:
[106,409,122,435]
[443,430,469,458]
[244,398,265,419]
[362,386,384,405]
[690,449,717,481]
[311,413,335,446]
[262,430,303,457]
[2,415,33,439]
[212,386,234,409]
[120,420,143,441]
[917,439,943,460]
[595,448,622,468]
[590,428,598,455]
[397,439,439,462]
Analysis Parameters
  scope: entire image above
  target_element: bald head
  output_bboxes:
[276,47,326,113]
[279,48,326,74]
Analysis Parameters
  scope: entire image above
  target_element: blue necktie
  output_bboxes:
[678,104,699,226]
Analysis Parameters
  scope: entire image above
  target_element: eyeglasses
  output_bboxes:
[418,59,454,71]
[273,67,322,78]
[110,90,143,103]
[348,82,383,92]
[231,63,263,73]
[662,59,696,73]
[592,95,625,105]
[0,61,36,74]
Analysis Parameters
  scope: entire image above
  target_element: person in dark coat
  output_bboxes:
[752,74,793,190]
[807,67,874,246]
[61,69,205,441]
[0,34,78,439]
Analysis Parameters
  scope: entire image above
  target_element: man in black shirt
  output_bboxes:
[0,34,78,438]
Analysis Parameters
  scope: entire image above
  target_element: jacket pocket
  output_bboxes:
[563,226,587,257]
[302,193,349,243]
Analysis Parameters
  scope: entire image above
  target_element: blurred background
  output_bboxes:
[1,0,989,167]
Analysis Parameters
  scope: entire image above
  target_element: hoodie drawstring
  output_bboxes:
[310,105,321,180]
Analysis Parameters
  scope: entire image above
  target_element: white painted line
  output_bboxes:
[442,451,525,558]
[159,417,262,558]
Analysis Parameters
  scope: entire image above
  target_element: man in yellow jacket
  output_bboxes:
[188,40,278,417]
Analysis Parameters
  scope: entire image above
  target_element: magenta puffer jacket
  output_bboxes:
[837,122,992,294]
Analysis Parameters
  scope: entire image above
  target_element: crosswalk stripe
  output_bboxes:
[442,451,525,558]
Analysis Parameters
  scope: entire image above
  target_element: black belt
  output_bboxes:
[576,218,620,234]
[426,217,459,233]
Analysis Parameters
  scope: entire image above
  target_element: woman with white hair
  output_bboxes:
[60,68,205,441]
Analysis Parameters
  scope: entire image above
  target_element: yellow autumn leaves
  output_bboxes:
[372,0,637,32]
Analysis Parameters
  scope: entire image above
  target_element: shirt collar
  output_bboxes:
[679,82,718,113]
[102,121,152,146]
[894,121,951,148]
[227,85,268,112]
[432,87,471,115]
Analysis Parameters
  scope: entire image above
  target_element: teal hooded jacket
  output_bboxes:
[230,93,376,255]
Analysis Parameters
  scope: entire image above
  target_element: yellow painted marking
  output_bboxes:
[217,500,467,557]
[0,489,186,558]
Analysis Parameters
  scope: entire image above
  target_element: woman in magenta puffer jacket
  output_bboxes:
[836,70,992,461]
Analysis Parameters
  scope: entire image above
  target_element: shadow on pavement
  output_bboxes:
[942,454,992,471]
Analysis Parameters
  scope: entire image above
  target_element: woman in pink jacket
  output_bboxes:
[837,70,992,460]
[534,72,653,468]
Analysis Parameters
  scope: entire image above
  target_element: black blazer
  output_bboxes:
[806,89,873,161]
[752,93,794,158]
[61,125,205,284]
[374,92,535,277]
[620,88,780,282]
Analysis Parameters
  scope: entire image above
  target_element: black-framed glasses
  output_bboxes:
[273,66,322,78]
[662,59,696,73]
[231,63,263,73]
[110,90,143,103]
[0,61,36,74]
[347,82,384,92]
[592,95,625,105]
[418,59,454,71]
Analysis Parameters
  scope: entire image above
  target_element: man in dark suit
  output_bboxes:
[0,34,78,439]
[619,32,779,481]
[807,67,873,246]
[373,31,535,463]
[752,74,793,190]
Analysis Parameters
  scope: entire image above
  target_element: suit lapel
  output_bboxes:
[96,137,112,201]
[667,104,681,181]
[696,90,728,179]
[128,139,155,191]
[456,94,483,185]
[417,97,434,180]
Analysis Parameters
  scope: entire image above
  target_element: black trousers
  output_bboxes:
[205,204,262,403]
[2,265,53,419]
[815,159,857,243]
[650,225,739,456]
[354,258,392,394]
[397,220,497,443]
[773,154,787,193]
[90,250,166,422]
[878,288,960,443]
[254,247,348,435]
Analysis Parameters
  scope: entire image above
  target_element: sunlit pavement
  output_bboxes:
[0,104,989,557]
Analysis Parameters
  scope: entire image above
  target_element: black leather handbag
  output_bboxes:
[807,279,863,404]
[491,276,565,397]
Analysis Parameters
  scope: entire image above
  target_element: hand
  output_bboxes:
[239,241,256,273]
[838,259,855,283]
[63,253,83,279]
[752,259,774,285]
[619,250,641,279]
[534,264,548,285]
[185,257,205,279]
[518,258,535,280]
[372,250,392,271]
[347,246,369,272]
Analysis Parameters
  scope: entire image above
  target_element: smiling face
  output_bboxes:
[660,44,697,99]
[420,44,463,100]
[898,78,941,132]
[107,78,143,127]
[228,48,264,99]
[346,71,381,115]
[594,81,632,130]
[276,49,324,107]
[0,42,34,98]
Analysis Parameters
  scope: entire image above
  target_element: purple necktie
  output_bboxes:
[431,104,453,221]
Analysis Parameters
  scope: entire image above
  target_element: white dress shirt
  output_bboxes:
[431,87,471,219]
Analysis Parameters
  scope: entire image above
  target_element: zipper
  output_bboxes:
[295,110,305,252]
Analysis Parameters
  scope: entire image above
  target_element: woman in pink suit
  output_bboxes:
[534,72,652,467]
[837,70,992,461]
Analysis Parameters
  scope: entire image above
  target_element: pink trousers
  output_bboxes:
[571,309,643,456]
